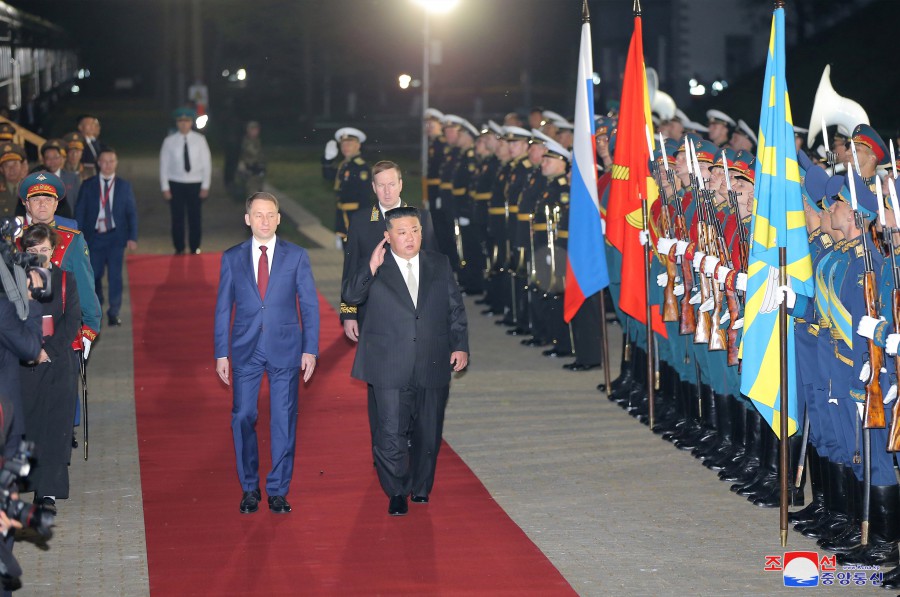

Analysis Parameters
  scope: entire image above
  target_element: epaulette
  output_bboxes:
[557,176,567,186]
[353,156,366,166]
[466,148,475,158]
[56,224,81,236]
[522,159,533,169]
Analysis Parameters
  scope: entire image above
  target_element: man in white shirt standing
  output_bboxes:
[159,107,212,255]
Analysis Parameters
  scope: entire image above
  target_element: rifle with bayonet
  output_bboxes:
[645,127,679,324]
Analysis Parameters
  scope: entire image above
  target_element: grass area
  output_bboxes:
[264,145,425,234]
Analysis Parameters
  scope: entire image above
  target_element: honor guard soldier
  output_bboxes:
[730,119,757,154]
[555,118,574,151]
[19,172,101,354]
[433,115,463,266]
[706,110,737,148]
[484,124,514,316]
[424,108,446,209]
[443,116,482,294]
[0,143,26,219]
[532,139,572,358]
[498,126,534,328]
[0,122,14,143]
[470,122,501,295]
[849,123,889,185]
[322,127,371,247]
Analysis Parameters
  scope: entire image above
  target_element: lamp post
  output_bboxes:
[412,0,459,205]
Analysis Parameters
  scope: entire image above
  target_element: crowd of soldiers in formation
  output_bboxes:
[323,100,900,588]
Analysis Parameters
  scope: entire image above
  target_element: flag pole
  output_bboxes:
[641,192,655,430]
[779,246,789,547]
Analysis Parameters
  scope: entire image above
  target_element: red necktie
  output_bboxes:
[257,246,269,300]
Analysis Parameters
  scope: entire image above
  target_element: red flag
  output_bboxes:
[605,11,666,337]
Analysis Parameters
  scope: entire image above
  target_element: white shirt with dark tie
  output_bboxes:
[96,175,116,233]
[391,251,420,308]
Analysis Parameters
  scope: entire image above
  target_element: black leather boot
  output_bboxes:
[704,398,743,470]
[676,384,716,452]
[799,462,851,539]
[789,445,826,525]
[734,425,777,496]
[819,469,862,551]
[836,484,900,566]
[693,392,732,460]
[601,333,631,395]
[880,561,900,589]
[752,433,805,507]
[719,406,762,482]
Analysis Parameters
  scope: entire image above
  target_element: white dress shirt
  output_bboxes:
[159,130,212,191]
[391,251,420,307]
[252,235,276,282]
[378,198,402,218]
[96,175,116,232]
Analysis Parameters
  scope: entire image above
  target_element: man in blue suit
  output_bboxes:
[214,192,320,514]
[74,148,138,327]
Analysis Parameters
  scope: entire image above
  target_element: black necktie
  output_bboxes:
[183,137,191,172]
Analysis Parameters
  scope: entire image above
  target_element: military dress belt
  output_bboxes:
[488,207,506,215]
[439,182,453,190]
[426,178,441,186]
[337,201,360,211]
[473,192,491,201]
[516,213,532,221]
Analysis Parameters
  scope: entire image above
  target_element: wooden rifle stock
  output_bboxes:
[662,254,679,322]
[693,274,712,344]
[708,283,727,351]
[863,269,885,429]
[725,288,740,366]
[679,256,697,334]
[889,288,900,450]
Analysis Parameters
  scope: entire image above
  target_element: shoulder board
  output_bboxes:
[821,234,833,248]
[557,177,566,186]
[466,148,475,157]
[353,157,366,166]
[55,225,80,236]
[522,159,533,169]
[360,170,369,180]
[560,193,569,204]
[855,244,864,258]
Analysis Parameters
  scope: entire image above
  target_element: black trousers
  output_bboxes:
[168,181,203,253]
[572,292,605,365]
[370,384,449,498]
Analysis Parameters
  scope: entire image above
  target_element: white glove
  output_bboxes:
[324,139,338,160]
[736,272,748,292]
[856,315,884,340]
[658,238,677,255]
[656,273,669,287]
[83,338,92,360]
[731,317,744,330]
[856,402,865,420]
[639,230,650,246]
[692,252,705,271]
[458,217,470,226]
[885,384,898,405]
[775,285,796,309]
[828,398,838,405]
[689,291,701,305]
[675,240,688,256]
[335,235,344,249]
[601,217,607,234]
[887,333,900,356]
[434,197,442,210]
[715,265,731,285]
[699,297,715,313]
[674,284,685,297]
[859,361,871,382]
[703,257,720,276]
[720,311,730,325]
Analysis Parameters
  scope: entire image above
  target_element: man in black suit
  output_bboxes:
[74,147,138,327]
[343,206,468,516]
[339,161,437,454]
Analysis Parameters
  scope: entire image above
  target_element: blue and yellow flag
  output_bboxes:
[739,6,813,439]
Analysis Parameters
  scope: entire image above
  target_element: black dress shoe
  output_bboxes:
[36,497,57,516]
[388,494,408,516]
[239,489,261,514]
[563,362,601,372]
[542,348,573,358]
[268,495,292,513]
[474,298,489,305]
[410,495,429,504]
[109,316,123,327]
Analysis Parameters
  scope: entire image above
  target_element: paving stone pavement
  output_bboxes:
[14,157,878,595]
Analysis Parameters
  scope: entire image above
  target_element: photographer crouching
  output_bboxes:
[0,216,58,592]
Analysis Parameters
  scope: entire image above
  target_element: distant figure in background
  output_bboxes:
[159,107,211,255]
[75,147,138,327]
[63,132,89,182]
[76,114,104,177]
[236,121,266,196]
[20,224,81,516]
[0,143,26,219]
[35,139,81,209]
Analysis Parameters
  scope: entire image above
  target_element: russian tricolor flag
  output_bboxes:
[564,11,609,323]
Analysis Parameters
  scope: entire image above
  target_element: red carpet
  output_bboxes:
[129,253,574,596]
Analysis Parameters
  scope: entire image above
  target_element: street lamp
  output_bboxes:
[412,0,460,205]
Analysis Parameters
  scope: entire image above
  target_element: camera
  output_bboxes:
[0,217,51,306]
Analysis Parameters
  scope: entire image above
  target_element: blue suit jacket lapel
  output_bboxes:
[240,240,261,302]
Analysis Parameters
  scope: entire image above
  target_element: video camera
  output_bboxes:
[0,217,51,307]
[0,441,55,590]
